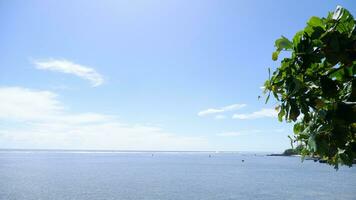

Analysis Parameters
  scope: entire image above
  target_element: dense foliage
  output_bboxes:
[264,6,356,168]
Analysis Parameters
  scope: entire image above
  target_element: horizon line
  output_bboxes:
[0,148,277,153]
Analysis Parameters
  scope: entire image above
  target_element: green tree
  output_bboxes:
[282,144,304,156]
[264,6,356,168]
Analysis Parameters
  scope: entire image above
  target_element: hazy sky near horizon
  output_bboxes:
[1,0,355,151]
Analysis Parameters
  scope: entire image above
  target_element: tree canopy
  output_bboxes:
[264,6,356,168]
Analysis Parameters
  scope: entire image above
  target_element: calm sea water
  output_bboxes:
[0,151,355,200]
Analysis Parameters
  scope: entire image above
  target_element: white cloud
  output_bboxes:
[0,87,63,121]
[198,103,246,117]
[216,129,284,137]
[214,115,226,120]
[0,87,208,150]
[216,132,242,137]
[216,130,262,137]
[232,108,277,120]
[33,59,104,87]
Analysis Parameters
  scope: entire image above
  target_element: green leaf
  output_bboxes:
[308,135,317,151]
[275,36,293,51]
[292,31,304,50]
[265,92,270,104]
[293,123,303,134]
[307,16,324,28]
[272,51,279,61]
[331,68,345,81]
[278,108,285,122]
[289,103,300,122]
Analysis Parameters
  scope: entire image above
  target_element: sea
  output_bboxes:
[0,150,355,200]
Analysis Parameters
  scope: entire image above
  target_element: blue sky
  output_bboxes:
[0,0,355,151]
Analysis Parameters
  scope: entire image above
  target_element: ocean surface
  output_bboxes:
[0,150,355,200]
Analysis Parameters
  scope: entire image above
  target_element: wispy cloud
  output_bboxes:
[0,87,208,150]
[198,103,246,117]
[232,108,277,120]
[216,132,243,137]
[0,87,63,121]
[217,130,262,137]
[214,115,226,120]
[33,59,104,87]
[217,129,284,137]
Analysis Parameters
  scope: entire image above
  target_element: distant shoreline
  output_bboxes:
[267,153,301,157]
